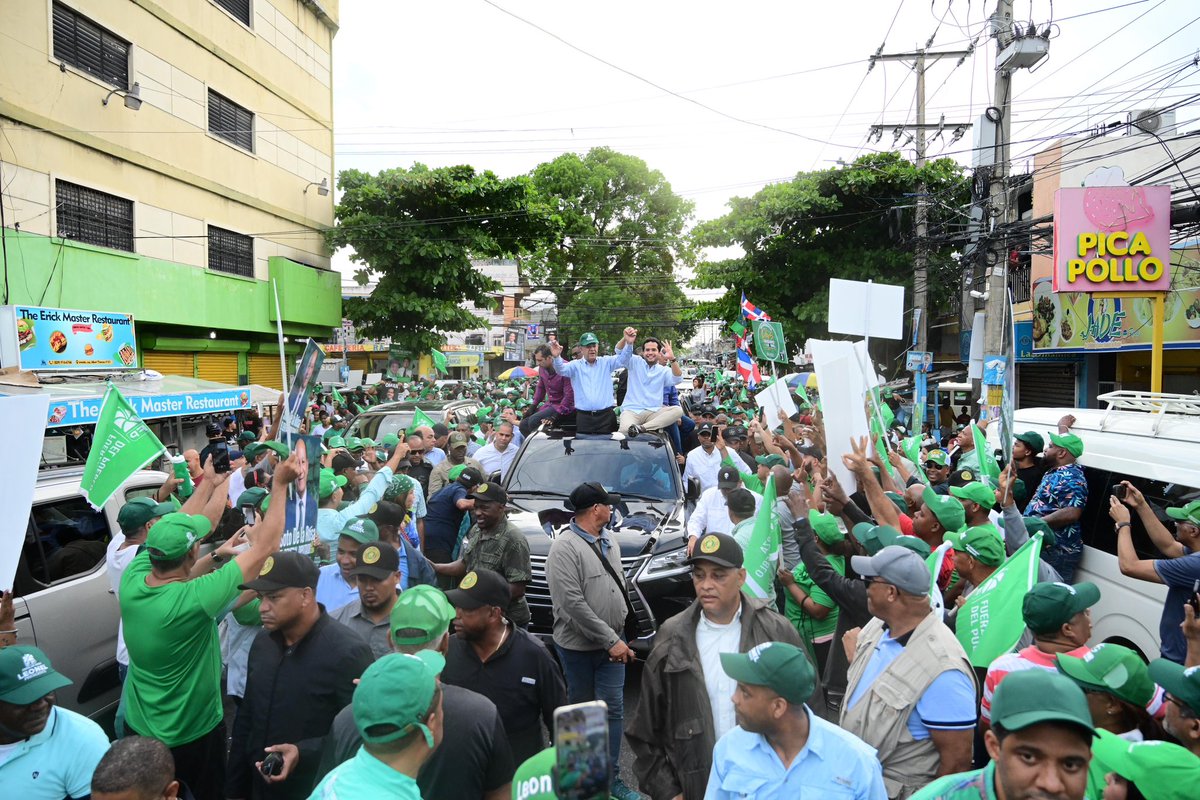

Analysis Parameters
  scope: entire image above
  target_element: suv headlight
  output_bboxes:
[642,545,690,581]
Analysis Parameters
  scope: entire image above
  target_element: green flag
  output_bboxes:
[332,386,345,405]
[411,407,436,430]
[729,320,746,338]
[956,533,1042,667]
[81,384,166,510]
[971,421,1000,482]
[902,436,929,485]
[742,475,780,600]
[431,349,449,375]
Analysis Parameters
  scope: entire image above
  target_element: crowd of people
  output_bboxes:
[3,328,1200,800]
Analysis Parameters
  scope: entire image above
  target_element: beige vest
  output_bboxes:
[839,613,977,799]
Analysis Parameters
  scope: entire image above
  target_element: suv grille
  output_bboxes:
[528,553,655,641]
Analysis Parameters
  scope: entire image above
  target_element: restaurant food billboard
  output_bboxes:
[1,305,138,371]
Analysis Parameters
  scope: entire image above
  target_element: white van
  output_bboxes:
[1009,392,1200,659]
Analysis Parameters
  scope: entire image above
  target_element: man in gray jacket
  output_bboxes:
[545,482,640,800]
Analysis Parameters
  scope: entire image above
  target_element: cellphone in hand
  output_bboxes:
[1111,484,1128,501]
[553,701,611,800]
[260,751,284,777]
[1189,580,1200,616]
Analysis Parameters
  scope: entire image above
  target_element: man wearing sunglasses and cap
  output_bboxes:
[549,327,637,435]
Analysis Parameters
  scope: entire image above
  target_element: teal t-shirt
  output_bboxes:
[308,747,422,800]
[784,554,844,646]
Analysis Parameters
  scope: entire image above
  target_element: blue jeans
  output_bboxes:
[1045,535,1083,583]
[554,643,626,771]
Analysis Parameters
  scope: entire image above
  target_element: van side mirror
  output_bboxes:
[685,477,701,502]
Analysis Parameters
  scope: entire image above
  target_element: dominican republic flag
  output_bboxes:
[741,292,770,322]
[737,346,762,388]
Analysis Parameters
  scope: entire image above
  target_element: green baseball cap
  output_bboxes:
[808,509,845,546]
[345,436,365,453]
[511,748,557,800]
[0,645,73,705]
[146,513,210,560]
[1149,659,1200,716]
[360,437,377,448]
[755,454,786,468]
[1056,643,1156,707]
[117,497,176,532]
[1048,431,1084,458]
[1023,581,1101,634]
[1091,730,1200,799]
[1014,431,1045,454]
[852,522,933,556]
[1022,516,1058,550]
[327,435,346,450]
[946,525,1006,567]
[922,486,966,532]
[381,433,401,447]
[1165,499,1200,527]
[990,669,1095,737]
[237,430,257,445]
[235,487,268,510]
[720,641,815,704]
[389,585,455,646]
[949,481,997,510]
[352,651,445,746]
[319,470,348,500]
[883,491,908,517]
[578,332,599,347]
[924,449,949,467]
[338,517,380,545]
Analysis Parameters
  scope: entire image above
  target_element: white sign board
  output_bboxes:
[968,311,985,381]
[755,379,798,429]
[808,339,871,494]
[827,279,906,340]
[0,395,51,591]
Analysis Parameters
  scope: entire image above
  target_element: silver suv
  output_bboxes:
[11,466,167,722]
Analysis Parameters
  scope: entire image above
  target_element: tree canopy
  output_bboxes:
[691,151,970,346]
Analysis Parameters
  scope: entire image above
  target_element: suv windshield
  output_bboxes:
[507,436,679,501]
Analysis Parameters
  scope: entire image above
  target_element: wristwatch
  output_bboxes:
[1114,522,1131,532]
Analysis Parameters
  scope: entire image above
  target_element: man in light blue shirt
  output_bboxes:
[551,327,636,435]
[317,442,409,544]
[706,641,886,800]
[618,337,684,437]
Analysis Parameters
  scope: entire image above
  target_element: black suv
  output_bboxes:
[345,399,481,441]
[502,429,699,655]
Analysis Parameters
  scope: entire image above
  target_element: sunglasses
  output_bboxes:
[860,576,887,586]
[409,449,426,455]
[923,462,945,470]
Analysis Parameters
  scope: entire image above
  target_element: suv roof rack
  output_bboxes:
[1097,390,1200,436]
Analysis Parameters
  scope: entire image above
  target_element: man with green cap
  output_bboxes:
[1091,730,1200,800]
[317,439,411,546]
[108,495,176,680]
[1011,431,1048,504]
[1148,656,1200,757]
[0,646,110,800]
[911,669,1096,800]
[316,586,516,799]
[316,517,382,612]
[1109,485,1200,665]
[1025,418,1088,582]
[914,487,967,591]
[945,526,1006,609]
[549,326,637,435]
[923,450,952,495]
[705,641,886,798]
[120,452,302,800]
[779,510,848,670]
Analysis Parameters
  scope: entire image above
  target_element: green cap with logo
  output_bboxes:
[1148,659,1200,716]
[990,669,1095,737]
[352,651,445,746]
[578,332,599,347]
[922,486,966,532]
[719,641,815,704]
[1091,731,1200,799]
[246,440,290,461]
[1014,431,1045,454]
[235,487,268,510]
[117,497,176,532]
[0,645,73,704]
[511,748,557,800]
[755,453,786,468]
[945,525,1006,567]
[146,513,210,560]
[1048,431,1084,458]
[389,585,455,646]
[924,449,949,467]
[949,481,997,509]
[1165,499,1200,527]
[1056,643,1156,707]
[1023,581,1101,635]
[319,470,348,500]
[327,435,346,450]
[338,517,380,545]
[808,509,845,546]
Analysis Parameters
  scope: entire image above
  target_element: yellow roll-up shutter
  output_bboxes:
[248,354,284,390]
[196,352,239,385]
[142,351,193,378]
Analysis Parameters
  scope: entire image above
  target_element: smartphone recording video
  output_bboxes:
[553,701,611,800]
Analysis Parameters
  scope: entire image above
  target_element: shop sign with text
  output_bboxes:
[1053,185,1171,292]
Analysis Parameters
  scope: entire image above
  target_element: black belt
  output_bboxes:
[577,408,613,415]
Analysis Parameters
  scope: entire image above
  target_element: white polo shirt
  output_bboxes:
[695,607,743,742]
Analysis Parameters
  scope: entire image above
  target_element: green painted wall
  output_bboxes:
[2,230,341,338]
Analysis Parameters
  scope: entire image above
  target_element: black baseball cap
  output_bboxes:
[566,481,617,511]
[457,467,484,486]
[697,422,715,436]
[948,468,978,488]
[350,542,400,581]
[686,532,744,568]
[369,500,406,528]
[205,422,222,438]
[726,488,756,515]
[469,481,508,505]
[717,466,741,490]
[446,568,510,610]
[239,550,319,592]
[332,452,363,472]
[723,425,748,441]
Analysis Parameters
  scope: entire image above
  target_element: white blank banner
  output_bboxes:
[827,278,906,340]
[808,339,871,494]
[0,395,51,591]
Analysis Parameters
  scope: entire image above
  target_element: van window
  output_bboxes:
[1077,465,1198,561]
[18,496,110,595]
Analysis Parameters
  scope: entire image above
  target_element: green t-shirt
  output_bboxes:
[119,551,243,746]
[784,554,844,646]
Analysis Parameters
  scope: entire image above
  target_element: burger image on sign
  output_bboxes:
[16,318,36,350]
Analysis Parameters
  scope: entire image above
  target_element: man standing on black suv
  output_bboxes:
[550,328,636,435]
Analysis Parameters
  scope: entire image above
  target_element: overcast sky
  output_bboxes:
[329,0,1197,295]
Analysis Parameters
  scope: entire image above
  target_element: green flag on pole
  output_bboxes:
[412,407,436,430]
[729,320,747,338]
[332,386,345,406]
[971,421,1000,483]
[956,533,1043,667]
[431,349,449,375]
[81,384,166,510]
[742,475,780,600]
[902,436,930,485]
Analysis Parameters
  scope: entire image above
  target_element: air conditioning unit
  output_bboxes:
[1129,109,1176,136]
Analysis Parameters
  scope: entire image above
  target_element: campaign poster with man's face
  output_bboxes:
[280,435,321,555]
[284,339,325,438]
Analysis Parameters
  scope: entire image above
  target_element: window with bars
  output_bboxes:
[208,226,254,277]
[211,0,252,26]
[208,90,255,152]
[52,3,130,88]
[55,180,134,252]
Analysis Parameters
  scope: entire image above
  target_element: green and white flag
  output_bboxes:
[81,384,166,510]
[901,435,929,486]
[332,386,345,406]
[431,349,449,375]
[411,407,437,430]
[971,421,1000,483]
[742,475,780,600]
[956,533,1042,667]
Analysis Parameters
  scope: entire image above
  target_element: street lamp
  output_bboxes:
[304,177,329,196]
[102,82,142,110]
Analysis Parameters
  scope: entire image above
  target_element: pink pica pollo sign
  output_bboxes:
[1052,185,1171,292]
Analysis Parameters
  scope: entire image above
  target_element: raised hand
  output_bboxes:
[661,340,674,360]
[549,339,563,358]
[623,326,638,344]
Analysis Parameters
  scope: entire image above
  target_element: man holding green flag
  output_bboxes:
[81,383,167,510]
[730,478,779,604]
[955,533,1043,668]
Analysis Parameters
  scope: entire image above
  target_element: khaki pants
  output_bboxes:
[618,406,684,433]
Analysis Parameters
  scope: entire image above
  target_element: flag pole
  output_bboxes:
[272,279,290,437]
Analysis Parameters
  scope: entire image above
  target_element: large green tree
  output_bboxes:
[328,164,554,353]
[526,148,696,343]
[691,151,969,348]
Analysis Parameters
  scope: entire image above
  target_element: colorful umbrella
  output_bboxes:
[497,366,537,380]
